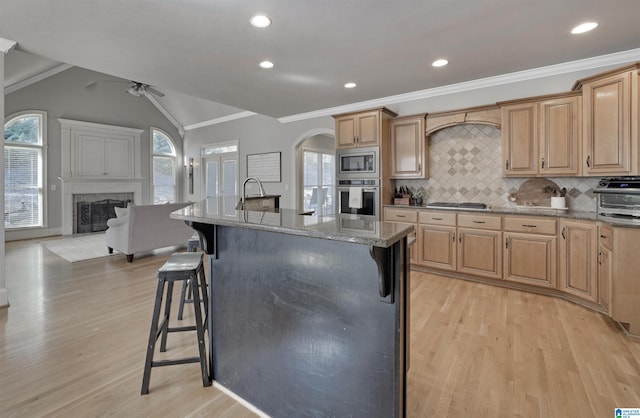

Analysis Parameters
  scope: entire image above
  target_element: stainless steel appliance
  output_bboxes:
[595,177,640,221]
[337,179,379,217]
[336,146,379,179]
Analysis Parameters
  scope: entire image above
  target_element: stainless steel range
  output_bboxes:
[594,177,640,221]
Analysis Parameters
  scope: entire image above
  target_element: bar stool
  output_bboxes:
[141,252,211,395]
[178,234,202,320]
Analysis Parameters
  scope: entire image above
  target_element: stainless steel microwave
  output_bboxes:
[336,146,379,179]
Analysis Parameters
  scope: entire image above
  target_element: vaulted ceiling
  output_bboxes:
[2,0,640,128]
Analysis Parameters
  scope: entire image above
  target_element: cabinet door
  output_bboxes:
[390,117,426,178]
[582,70,633,175]
[457,228,502,279]
[75,134,106,177]
[504,232,556,287]
[104,137,132,178]
[502,103,538,176]
[558,220,597,303]
[598,244,612,313]
[539,96,581,176]
[418,225,456,271]
[335,116,356,148]
[356,111,380,146]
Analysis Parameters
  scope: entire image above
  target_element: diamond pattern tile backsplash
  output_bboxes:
[395,124,599,212]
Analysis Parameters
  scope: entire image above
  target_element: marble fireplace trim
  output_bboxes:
[61,180,142,235]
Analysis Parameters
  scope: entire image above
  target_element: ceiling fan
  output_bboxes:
[83,79,165,98]
[125,81,165,98]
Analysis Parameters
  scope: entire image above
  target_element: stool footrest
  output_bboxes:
[167,325,197,333]
[152,357,201,367]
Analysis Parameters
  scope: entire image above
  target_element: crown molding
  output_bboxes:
[0,37,17,54]
[145,94,185,137]
[183,111,257,131]
[4,63,73,95]
[278,47,640,124]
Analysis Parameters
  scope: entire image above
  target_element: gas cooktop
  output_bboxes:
[426,202,488,211]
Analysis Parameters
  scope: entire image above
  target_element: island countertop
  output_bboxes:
[171,198,414,248]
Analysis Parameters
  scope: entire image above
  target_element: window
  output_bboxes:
[151,129,177,204]
[4,111,46,229]
[302,148,335,216]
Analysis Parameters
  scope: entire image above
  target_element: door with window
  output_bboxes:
[202,143,238,216]
[302,148,335,215]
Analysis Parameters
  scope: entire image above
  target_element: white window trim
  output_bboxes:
[150,127,179,204]
[4,110,48,230]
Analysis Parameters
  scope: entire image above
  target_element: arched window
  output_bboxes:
[4,111,47,229]
[151,128,177,204]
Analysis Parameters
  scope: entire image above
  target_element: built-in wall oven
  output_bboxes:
[337,179,380,217]
[595,177,640,222]
[337,146,379,179]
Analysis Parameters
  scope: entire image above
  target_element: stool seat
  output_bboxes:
[158,252,203,273]
[141,251,211,395]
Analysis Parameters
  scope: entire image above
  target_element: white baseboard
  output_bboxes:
[213,381,270,417]
[5,227,62,242]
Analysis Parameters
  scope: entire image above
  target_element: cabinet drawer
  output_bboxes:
[384,208,418,223]
[598,224,613,250]
[419,211,456,226]
[457,214,501,230]
[503,216,556,235]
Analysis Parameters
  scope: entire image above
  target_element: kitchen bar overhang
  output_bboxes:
[170,198,413,418]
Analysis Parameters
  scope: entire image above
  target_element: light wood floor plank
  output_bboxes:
[2,239,640,417]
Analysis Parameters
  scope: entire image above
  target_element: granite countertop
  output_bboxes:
[384,204,640,228]
[171,198,414,248]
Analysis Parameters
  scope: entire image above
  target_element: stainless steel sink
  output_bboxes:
[236,195,280,211]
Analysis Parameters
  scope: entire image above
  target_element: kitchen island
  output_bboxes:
[171,198,413,418]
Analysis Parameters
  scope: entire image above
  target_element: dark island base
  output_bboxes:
[197,224,408,418]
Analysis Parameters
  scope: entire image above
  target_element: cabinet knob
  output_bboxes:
[505,160,510,170]
[541,158,545,169]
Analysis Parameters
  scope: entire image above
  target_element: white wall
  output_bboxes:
[182,114,335,208]
[4,67,183,240]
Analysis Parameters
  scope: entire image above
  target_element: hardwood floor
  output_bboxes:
[2,238,640,417]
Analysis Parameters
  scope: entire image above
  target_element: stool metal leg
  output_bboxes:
[141,277,167,395]
[189,270,211,387]
[177,280,193,321]
[159,281,174,352]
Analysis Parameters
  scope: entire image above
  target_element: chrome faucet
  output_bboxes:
[242,177,266,202]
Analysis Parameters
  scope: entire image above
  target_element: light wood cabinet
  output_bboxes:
[418,212,502,279]
[334,108,397,149]
[597,224,613,313]
[384,208,418,264]
[500,92,581,177]
[574,64,639,176]
[558,220,598,303]
[503,216,557,288]
[390,115,426,178]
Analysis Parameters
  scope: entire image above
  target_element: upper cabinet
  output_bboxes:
[59,118,144,180]
[390,114,427,178]
[334,108,397,149]
[500,92,581,177]
[574,64,639,176]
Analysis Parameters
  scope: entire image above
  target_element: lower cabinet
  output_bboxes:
[504,232,557,287]
[558,220,598,303]
[597,224,613,313]
[418,225,457,271]
[457,229,502,280]
[383,208,418,264]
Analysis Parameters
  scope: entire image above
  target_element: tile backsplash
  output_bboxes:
[395,124,599,212]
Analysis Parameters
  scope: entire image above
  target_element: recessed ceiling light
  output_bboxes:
[432,59,449,68]
[250,15,272,28]
[344,82,357,89]
[571,22,598,34]
[259,60,274,69]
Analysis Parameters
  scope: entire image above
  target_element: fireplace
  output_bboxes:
[76,199,131,233]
